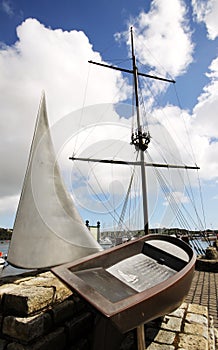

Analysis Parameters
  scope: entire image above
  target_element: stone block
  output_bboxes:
[0,284,19,304]
[180,302,188,309]
[146,343,175,350]
[186,312,208,326]
[29,327,66,350]
[205,247,218,260]
[161,316,182,332]
[208,325,216,350]
[3,285,54,316]
[153,330,175,345]
[6,327,66,350]
[19,272,72,303]
[214,328,218,349]
[50,299,76,325]
[168,307,185,319]
[187,304,208,317]
[196,258,218,272]
[2,312,52,342]
[178,333,208,350]
[65,312,93,343]
[184,322,208,339]
[145,328,175,345]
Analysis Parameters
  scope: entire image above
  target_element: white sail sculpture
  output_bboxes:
[7,93,102,269]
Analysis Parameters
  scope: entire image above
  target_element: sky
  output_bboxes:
[0,0,218,232]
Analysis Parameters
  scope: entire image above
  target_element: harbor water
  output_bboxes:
[0,238,212,278]
[0,241,9,257]
[0,241,34,277]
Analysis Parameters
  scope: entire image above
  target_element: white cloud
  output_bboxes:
[192,0,218,40]
[151,71,218,183]
[190,56,218,180]
[163,191,189,206]
[115,0,194,109]
[127,0,194,78]
[193,82,218,138]
[0,18,128,226]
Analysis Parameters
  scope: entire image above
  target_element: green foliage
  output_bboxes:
[0,228,12,240]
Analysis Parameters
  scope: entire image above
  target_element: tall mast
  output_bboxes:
[72,27,198,235]
[130,27,150,234]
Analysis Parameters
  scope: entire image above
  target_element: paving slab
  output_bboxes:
[185,270,218,328]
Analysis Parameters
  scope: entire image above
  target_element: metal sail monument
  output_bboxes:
[7,93,102,269]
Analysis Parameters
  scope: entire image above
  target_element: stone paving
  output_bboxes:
[120,269,218,349]
[185,270,218,328]
[121,302,217,350]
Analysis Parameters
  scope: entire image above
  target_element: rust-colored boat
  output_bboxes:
[52,234,196,334]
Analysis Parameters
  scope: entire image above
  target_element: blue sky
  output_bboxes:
[0,1,149,44]
[0,0,218,232]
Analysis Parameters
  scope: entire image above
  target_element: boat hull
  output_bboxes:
[52,234,196,333]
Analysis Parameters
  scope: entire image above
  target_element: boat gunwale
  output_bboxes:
[52,234,196,318]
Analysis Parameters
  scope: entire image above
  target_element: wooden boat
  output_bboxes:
[52,234,195,333]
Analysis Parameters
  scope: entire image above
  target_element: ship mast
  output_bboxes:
[130,27,150,234]
[70,27,199,235]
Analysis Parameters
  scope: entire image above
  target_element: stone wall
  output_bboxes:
[0,271,95,350]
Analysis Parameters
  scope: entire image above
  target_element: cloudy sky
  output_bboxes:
[0,0,218,231]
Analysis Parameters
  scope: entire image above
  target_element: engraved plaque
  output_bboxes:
[106,253,176,292]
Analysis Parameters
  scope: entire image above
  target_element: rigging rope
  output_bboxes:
[173,84,197,165]
[184,169,208,238]
[138,78,151,133]
[146,152,207,254]
[72,64,91,156]
[197,169,207,231]
[117,167,135,235]
[71,161,131,233]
